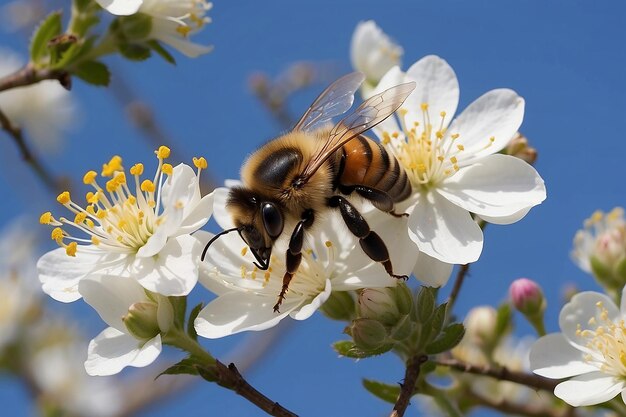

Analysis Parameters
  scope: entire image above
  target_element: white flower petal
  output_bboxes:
[79,275,147,331]
[95,0,142,16]
[37,247,127,302]
[136,227,169,258]
[153,33,212,58]
[477,206,532,225]
[291,279,332,320]
[447,89,524,163]
[437,154,546,223]
[194,291,301,338]
[412,251,454,287]
[530,333,598,378]
[176,192,214,236]
[407,191,483,264]
[404,55,459,130]
[554,372,623,407]
[85,328,161,376]
[559,291,619,351]
[350,21,403,85]
[213,186,236,230]
[135,235,201,296]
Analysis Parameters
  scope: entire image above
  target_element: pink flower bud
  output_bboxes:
[509,278,545,316]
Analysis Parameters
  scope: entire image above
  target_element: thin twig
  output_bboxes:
[0,106,64,192]
[446,263,470,315]
[435,358,559,392]
[215,360,298,417]
[0,63,70,93]
[390,354,428,417]
[471,391,575,417]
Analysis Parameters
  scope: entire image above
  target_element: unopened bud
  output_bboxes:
[509,278,546,316]
[123,302,160,340]
[320,291,355,321]
[350,318,389,351]
[505,132,537,165]
[358,287,400,326]
[465,306,498,346]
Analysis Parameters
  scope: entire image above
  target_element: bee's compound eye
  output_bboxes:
[261,202,284,238]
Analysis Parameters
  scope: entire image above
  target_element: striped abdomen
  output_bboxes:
[337,135,411,202]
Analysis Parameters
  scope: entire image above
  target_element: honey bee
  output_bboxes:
[202,72,415,312]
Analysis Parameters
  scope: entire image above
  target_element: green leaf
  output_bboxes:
[333,340,393,359]
[495,303,512,340]
[156,357,200,379]
[72,60,110,86]
[118,13,153,39]
[30,11,62,64]
[148,40,176,65]
[425,323,465,354]
[430,303,447,336]
[416,286,436,323]
[362,379,400,404]
[169,296,187,330]
[187,303,204,341]
[119,43,152,61]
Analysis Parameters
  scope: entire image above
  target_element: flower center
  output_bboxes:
[39,146,205,256]
[238,240,336,299]
[577,301,626,377]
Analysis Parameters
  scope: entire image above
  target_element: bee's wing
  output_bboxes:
[293,72,365,132]
[297,81,416,183]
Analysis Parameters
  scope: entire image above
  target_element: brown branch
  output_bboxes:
[390,354,428,417]
[471,391,575,417]
[446,263,470,314]
[435,358,559,392]
[0,106,65,192]
[0,63,70,93]
[214,360,298,417]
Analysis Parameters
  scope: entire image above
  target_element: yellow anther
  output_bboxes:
[325,241,332,247]
[251,270,257,280]
[264,271,271,280]
[117,236,123,242]
[176,25,192,37]
[97,209,107,219]
[40,212,53,224]
[102,155,123,177]
[141,180,156,193]
[105,179,118,193]
[130,163,144,176]
[241,247,248,256]
[457,144,465,151]
[91,236,100,245]
[398,108,408,117]
[57,191,71,205]
[88,192,100,204]
[392,132,399,138]
[86,205,96,215]
[127,195,136,205]
[451,133,460,139]
[51,227,64,241]
[440,111,446,117]
[450,156,458,164]
[437,156,444,162]
[489,136,495,142]
[591,211,603,223]
[65,242,77,257]
[114,172,127,185]
[156,146,171,159]
[435,131,443,139]
[421,103,429,111]
[161,163,173,175]
[193,157,208,169]
[240,265,247,278]
[85,219,94,228]
[453,164,459,171]
[382,131,391,145]
[83,170,98,185]
[148,200,156,208]
[417,163,427,173]
[74,212,87,224]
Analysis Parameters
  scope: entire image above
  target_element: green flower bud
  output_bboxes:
[123,302,160,340]
[389,314,413,342]
[358,287,400,326]
[115,13,153,41]
[350,318,389,351]
[320,291,355,321]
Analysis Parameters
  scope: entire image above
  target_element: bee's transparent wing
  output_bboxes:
[297,81,416,183]
[293,72,365,132]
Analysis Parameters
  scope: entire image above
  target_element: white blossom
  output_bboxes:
[371,56,546,264]
[37,148,213,301]
[530,290,626,406]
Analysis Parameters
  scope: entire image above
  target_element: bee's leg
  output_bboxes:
[274,209,314,313]
[339,184,408,217]
[328,196,407,280]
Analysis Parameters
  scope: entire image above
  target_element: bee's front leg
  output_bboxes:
[273,209,314,313]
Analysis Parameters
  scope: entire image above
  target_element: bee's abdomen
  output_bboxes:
[338,135,411,202]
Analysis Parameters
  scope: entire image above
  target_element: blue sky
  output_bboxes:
[0,1,625,416]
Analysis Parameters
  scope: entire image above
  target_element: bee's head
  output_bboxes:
[201,187,284,270]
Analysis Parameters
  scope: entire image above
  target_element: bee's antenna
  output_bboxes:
[201,227,240,261]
